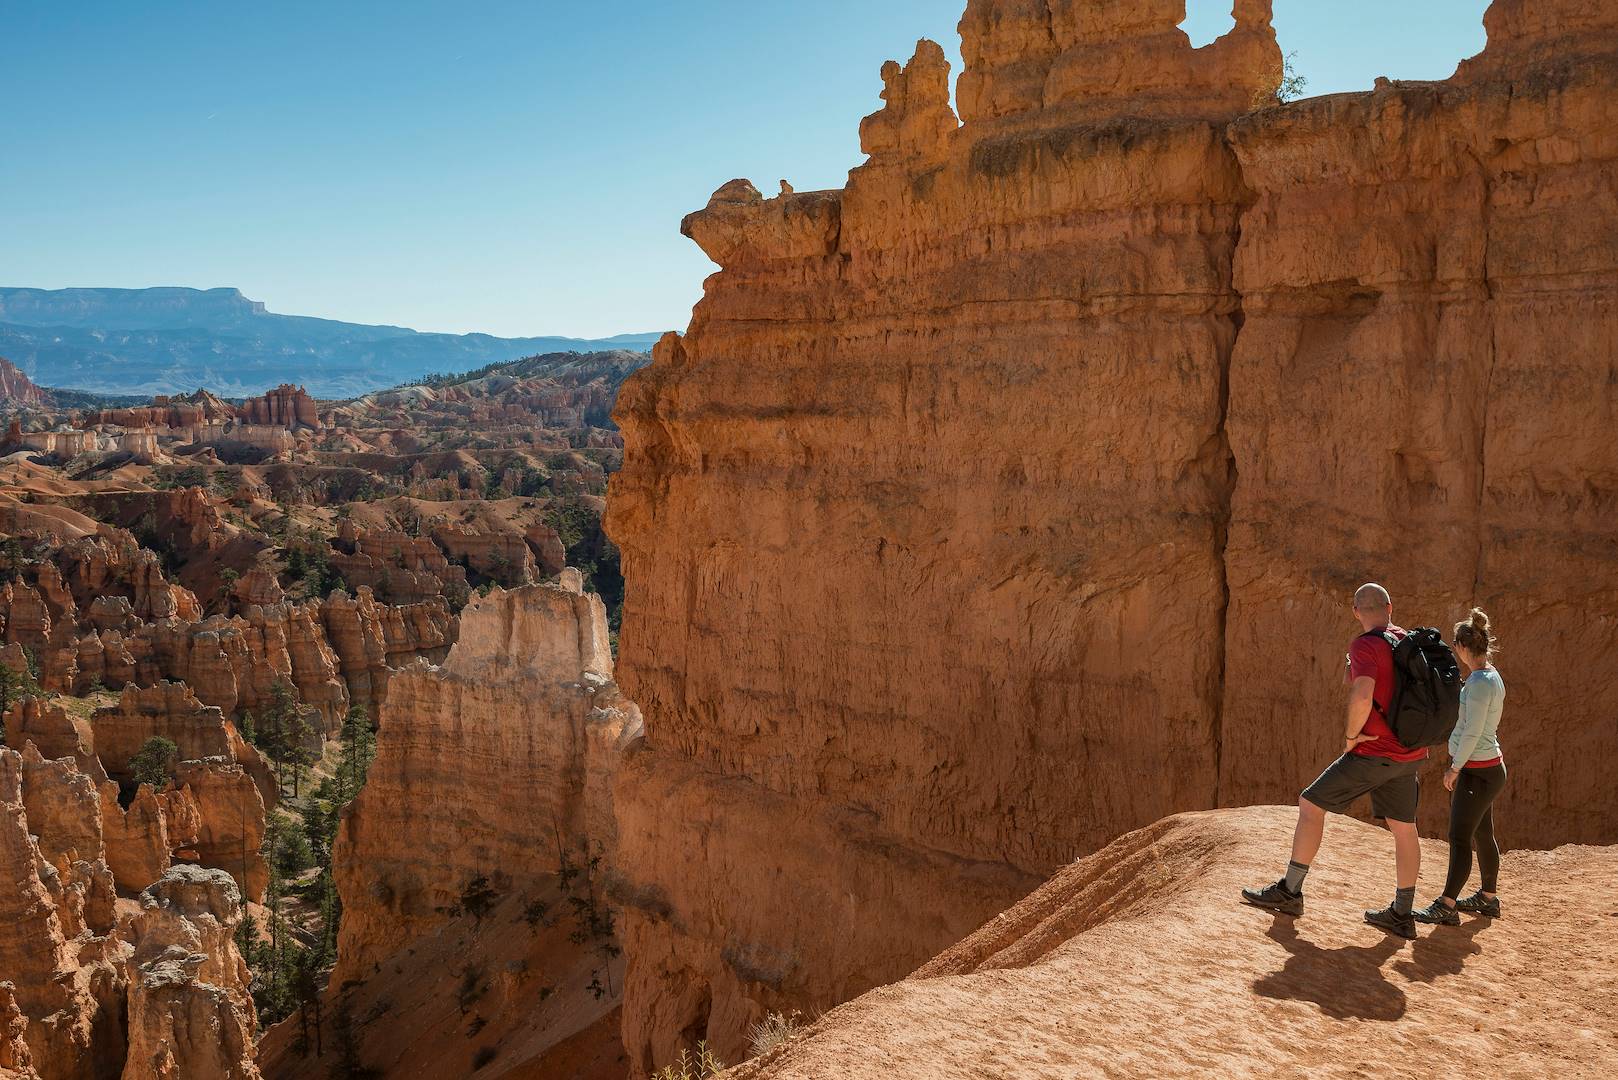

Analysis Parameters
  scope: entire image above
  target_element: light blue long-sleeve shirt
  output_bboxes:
[1449,667,1505,768]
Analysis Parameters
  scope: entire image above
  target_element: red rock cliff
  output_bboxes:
[607,0,1618,1069]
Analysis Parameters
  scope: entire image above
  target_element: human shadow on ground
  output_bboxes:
[1394,916,1492,984]
[1252,917,1408,1021]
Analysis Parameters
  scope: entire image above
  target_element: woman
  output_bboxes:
[1414,608,1507,924]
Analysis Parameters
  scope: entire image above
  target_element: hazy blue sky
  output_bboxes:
[5,1,1489,338]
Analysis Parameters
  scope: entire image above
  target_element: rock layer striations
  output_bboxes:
[333,576,641,983]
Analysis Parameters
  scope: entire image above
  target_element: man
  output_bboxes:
[1241,582,1426,939]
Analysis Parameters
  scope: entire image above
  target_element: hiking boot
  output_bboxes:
[1412,899,1461,926]
[1453,890,1502,917]
[1364,904,1418,939]
[1241,879,1303,916]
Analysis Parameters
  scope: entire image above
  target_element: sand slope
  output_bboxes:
[730,806,1617,1079]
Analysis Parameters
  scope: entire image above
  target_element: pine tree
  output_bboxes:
[129,736,178,789]
[261,681,316,798]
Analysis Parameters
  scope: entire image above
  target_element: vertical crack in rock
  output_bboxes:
[1473,158,1498,598]
[1211,226,1245,812]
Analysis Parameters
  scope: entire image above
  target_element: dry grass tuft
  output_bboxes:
[749,1010,806,1058]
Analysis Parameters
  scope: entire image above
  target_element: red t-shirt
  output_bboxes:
[1348,626,1428,762]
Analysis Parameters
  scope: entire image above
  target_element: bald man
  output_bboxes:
[1242,582,1426,939]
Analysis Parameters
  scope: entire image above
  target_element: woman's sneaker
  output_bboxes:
[1364,904,1418,939]
[1454,890,1502,917]
[1412,899,1461,926]
[1241,879,1303,916]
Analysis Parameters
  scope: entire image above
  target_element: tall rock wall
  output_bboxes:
[1217,3,1618,848]
[607,0,1618,1070]
[332,576,641,984]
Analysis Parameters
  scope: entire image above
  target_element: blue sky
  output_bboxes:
[4,1,1489,338]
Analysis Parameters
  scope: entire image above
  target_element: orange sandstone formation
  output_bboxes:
[234,384,319,430]
[0,982,37,1080]
[99,784,199,896]
[1216,0,1618,850]
[120,867,259,1080]
[0,360,49,410]
[4,685,273,901]
[609,3,1276,1065]
[253,577,640,1077]
[607,0,1618,1068]
[0,746,260,1079]
[333,576,639,982]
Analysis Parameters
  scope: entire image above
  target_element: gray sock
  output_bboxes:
[1394,886,1415,915]
[1284,860,1310,893]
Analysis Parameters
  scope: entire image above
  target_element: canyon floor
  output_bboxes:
[730,807,1618,1080]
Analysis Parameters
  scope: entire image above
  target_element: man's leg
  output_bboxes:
[1388,818,1420,891]
[1241,795,1325,913]
[1244,756,1361,914]
[1364,769,1422,937]
[1291,794,1327,866]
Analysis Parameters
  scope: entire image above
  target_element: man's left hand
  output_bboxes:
[1344,733,1377,755]
[1444,769,1460,792]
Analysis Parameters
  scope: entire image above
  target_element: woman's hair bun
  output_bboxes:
[1455,607,1495,655]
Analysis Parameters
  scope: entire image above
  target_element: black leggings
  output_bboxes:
[1444,763,1507,899]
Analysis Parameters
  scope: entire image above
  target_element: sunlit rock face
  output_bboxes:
[0,751,260,1079]
[1216,0,1618,844]
[332,578,640,985]
[607,0,1618,1071]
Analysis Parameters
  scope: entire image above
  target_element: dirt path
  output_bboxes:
[731,806,1618,1079]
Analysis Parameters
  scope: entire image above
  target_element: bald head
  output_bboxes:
[1354,583,1391,612]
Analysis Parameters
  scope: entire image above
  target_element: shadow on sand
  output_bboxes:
[1395,916,1492,984]
[1252,917,1408,1021]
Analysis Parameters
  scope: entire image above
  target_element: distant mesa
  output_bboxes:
[0,285,665,399]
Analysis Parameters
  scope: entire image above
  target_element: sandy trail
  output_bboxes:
[730,806,1617,1079]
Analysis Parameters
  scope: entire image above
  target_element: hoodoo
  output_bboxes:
[258,576,643,1077]
[0,748,261,1079]
[607,0,1618,1069]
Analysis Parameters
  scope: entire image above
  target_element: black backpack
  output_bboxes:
[1370,627,1463,749]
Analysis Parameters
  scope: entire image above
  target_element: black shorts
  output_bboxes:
[1301,753,1421,823]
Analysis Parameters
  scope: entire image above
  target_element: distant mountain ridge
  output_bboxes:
[0,286,662,398]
